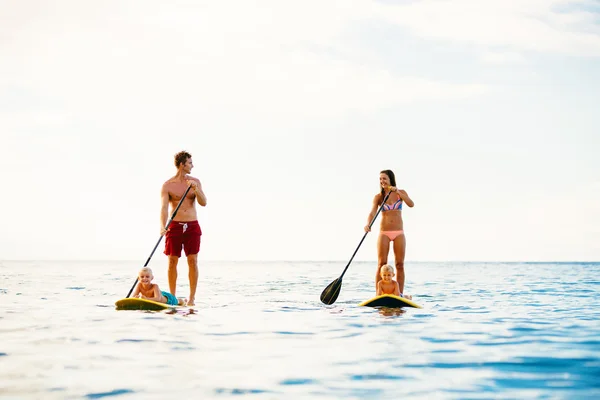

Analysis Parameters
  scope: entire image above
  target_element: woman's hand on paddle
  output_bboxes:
[364,225,371,232]
[389,186,397,192]
[160,227,168,236]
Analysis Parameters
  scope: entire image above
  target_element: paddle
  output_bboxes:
[320,190,392,305]
[125,184,193,298]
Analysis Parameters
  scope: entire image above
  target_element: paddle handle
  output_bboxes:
[125,184,193,298]
[338,190,392,280]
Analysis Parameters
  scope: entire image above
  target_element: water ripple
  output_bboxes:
[85,389,135,399]
[1,260,599,399]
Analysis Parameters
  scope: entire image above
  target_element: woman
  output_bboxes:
[364,169,414,294]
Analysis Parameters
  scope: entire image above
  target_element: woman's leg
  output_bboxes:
[376,233,391,290]
[393,233,406,293]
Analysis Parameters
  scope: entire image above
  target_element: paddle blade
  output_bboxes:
[320,278,343,305]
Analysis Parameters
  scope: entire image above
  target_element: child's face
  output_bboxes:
[139,271,153,285]
[381,269,394,282]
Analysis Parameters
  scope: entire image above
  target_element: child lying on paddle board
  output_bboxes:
[377,264,412,299]
[132,267,186,306]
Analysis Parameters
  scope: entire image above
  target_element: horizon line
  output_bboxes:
[1,259,599,263]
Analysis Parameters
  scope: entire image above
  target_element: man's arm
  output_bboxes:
[160,184,170,235]
[188,179,207,207]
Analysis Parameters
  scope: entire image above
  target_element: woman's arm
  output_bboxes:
[364,194,381,232]
[397,189,414,208]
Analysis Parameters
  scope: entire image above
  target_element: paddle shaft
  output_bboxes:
[126,184,193,298]
[338,190,392,281]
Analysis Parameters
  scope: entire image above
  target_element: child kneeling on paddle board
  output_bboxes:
[377,264,412,299]
[132,267,186,306]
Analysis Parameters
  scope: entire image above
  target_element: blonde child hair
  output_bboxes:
[380,264,394,276]
[139,267,153,276]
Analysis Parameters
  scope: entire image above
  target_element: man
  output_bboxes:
[161,150,207,306]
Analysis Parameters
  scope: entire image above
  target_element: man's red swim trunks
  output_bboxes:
[164,220,202,258]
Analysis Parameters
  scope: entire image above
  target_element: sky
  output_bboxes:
[1,0,599,262]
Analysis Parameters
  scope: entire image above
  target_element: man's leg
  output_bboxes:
[164,224,183,295]
[186,254,198,305]
[168,256,179,295]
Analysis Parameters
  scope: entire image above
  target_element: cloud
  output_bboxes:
[0,0,489,121]
[377,0,600,56]
[1,0,597,123]
[479,51,527,65]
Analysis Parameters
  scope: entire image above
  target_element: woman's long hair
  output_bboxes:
[379,169,396,205]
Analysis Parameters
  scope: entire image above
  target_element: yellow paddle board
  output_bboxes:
[115,298,175,311]
[359,294,422,309]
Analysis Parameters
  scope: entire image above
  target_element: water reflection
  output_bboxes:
[377,307,407,317]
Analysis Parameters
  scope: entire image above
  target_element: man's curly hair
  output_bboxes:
[174,150,192,168]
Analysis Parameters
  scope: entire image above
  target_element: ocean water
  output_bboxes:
[0,260,599,399]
